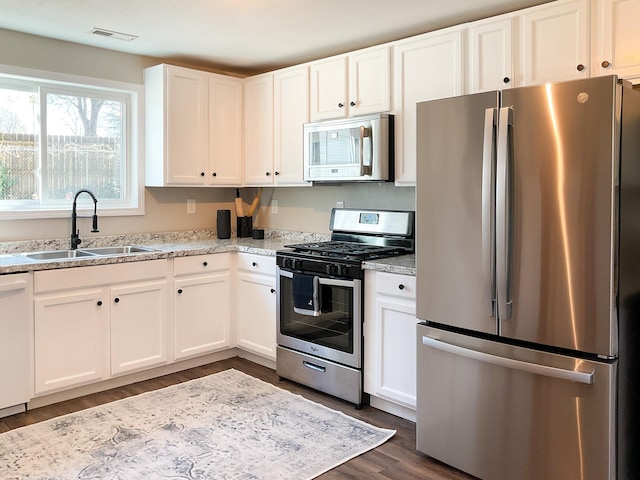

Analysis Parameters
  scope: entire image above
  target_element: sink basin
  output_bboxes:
[21,249,98,261]
[79,245,159,255]
[20,245,159,261]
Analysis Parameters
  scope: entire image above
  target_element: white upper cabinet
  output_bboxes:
[519,0,590,85]
[467,16,516,92]
[392,28,465,186]
[244,73,275,186]
[310,45,391,121]
[209,74,244,185]
[591,0,640,79]
[145,64,243,187]
[273,65,311,186]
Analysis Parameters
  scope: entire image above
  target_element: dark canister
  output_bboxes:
[216,209,231,239]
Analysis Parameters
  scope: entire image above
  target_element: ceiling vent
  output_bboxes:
[89,28,138,41]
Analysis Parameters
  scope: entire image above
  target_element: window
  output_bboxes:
[0,66,143,218]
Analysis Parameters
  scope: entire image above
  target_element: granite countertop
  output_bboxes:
[0,230,416,276]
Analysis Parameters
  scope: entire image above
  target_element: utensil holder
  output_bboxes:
[237,216,253,237]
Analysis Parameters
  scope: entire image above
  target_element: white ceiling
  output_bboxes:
[0,0,553,75]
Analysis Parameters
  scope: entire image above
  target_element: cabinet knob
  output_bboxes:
[270,288,276,294]
[177,289,183,294]
[200,172,205,177]
[503,77,510,84]
[576,64,585,72]
[97,300,103,306]
[275,171,280,176]
[252,262,258,267]
[203,261,208,267]
[350,101,356,107]
[266,171,271,176]
[114,297,120,303]
[338,102,344,108]
[212,172,217,177]
[398,284,405,290]
[602,60,611,69]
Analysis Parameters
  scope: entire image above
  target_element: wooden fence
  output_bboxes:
[0,133,121,200]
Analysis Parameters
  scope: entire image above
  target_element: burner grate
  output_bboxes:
[284,241,403,260]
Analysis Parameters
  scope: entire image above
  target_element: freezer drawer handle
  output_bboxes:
[421,336,594,384]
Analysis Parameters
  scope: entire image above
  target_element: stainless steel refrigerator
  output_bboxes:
[415,75,640,480]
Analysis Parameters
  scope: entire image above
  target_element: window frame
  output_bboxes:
[0,64,144,219]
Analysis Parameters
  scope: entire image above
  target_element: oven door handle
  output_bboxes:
[278,268,358,288]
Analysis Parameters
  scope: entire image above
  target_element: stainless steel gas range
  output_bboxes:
[276,208,414,407]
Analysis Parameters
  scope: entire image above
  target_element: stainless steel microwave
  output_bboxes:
[303,113,393,182]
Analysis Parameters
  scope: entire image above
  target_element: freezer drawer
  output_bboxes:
[416,324,615,480]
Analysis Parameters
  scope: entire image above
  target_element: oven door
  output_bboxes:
[277,268,362,368]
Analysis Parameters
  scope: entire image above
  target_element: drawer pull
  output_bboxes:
[114,297,120,303]
[303,361,326,373]
[398,284,405,290]
[252,262,258,267]
[203,261,208,267]
[97,300,103,307]
[177,289,183,294]
[270,288,276,294]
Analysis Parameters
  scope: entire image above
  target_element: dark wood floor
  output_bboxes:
[0,357,476,479]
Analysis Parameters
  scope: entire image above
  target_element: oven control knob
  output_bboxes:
[292,259,301,270]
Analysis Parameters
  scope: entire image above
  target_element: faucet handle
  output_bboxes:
[91,214,99,233]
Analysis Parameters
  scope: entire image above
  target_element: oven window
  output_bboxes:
[280,276,354,354]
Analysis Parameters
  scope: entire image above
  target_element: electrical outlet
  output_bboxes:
[271,200,278,214]
[336,201,344,209]
[187,198,196,214]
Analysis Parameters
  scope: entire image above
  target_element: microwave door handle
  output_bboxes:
[359,126,372,175]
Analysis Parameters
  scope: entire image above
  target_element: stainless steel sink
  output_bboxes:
[21,249,98,261]
[20,245,159,261]
[79,245,159,255]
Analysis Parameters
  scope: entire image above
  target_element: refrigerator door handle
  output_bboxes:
[496,106,514,321]
[482,108,497,317]
[421,336,595,384]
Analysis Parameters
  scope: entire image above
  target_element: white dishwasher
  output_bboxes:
[0,272,30,417]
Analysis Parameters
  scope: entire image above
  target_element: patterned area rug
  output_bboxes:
[0,369,395,479]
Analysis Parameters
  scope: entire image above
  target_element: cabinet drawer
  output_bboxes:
[376,272,416,299]
[174,253,230,276]
[237,253,276,276]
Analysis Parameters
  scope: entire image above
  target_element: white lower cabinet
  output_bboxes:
[34,287,109,394]
[33,260,170,395]
[110,279,170,376]
[236,253,277,360]
[0,273,32,412]
[173,253,232,360]
[364,271,417,416]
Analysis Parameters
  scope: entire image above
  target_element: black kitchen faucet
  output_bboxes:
[70,189,99,249]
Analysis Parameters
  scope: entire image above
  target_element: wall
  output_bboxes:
[0,28,415,242]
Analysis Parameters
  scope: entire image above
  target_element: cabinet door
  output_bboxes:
[348,46,391,116]
[520,0,589,85]
[0,274,30,409]
[174,272,231,360]
[393,29,465,186]
[209,74,244,185]
[468,16,516,92]
[592,0,640,78]
[310,56,348,120]
[274,65,311,186]
[34,288,108,395]
[370,296,417,408]
[165,66,209,185]
[244,73,274,185]
[236,272,277,360]
[110,280,170,375]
